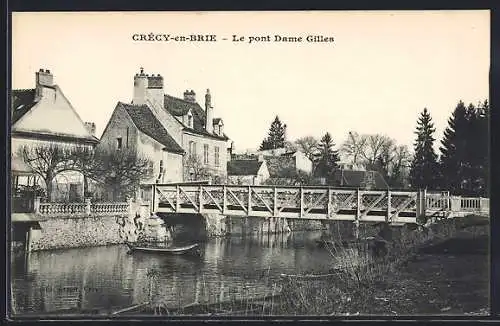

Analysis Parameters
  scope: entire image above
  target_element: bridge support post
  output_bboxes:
[354,189,361,239]
[416,189,427,224]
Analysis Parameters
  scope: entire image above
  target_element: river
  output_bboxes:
[11,231,339,316]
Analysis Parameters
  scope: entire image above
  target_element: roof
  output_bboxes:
[119,102,185,154]
[281,150,297,157]
[227,159,264,176]
[163,94,229,141]
[264,156,296,177]
[332,169,389,189]
[11,89,38,124]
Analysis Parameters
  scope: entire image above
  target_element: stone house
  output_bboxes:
[99,68,231,190]
[227,158,270,185]
[11,68,99,206]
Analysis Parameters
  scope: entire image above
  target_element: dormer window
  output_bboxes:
[213,119,224,136]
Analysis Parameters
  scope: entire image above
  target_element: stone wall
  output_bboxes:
[28,200,150,251]
[29,215,128,251]
[288,220,327,231]
[227,216,291,235]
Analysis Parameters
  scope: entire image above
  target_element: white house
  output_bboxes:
[11,68,99,205]
[227,158,270,185]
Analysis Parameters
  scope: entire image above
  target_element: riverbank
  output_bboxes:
[132,215,489,316]
[275,216,489,316]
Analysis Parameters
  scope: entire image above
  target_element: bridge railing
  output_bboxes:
[33,197,130,217]
[150,184,489,222]
[151,184,425,223]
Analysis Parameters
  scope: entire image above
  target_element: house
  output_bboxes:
[11,69,99,206]
[227,158,270,185]
[99,68,231,189]
[331,169,389,190]
[254,148,313,176]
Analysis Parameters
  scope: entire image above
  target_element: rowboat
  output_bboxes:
[125,242,202,256]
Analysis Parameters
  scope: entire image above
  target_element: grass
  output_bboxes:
[277,215,489,315]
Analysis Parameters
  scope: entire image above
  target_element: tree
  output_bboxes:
[19,144,78,202]
[88,147,153,201]
[184,154,214,182]
[313,132,340,180]
[363,134,395,167]
[409,108,439,189]
[259,116,287,150]
[439,100,489,195]
[294,136,318,161]
[388,145,412,188]
[341,131,368,166]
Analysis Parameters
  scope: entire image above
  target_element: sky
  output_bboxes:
[12,11,490,153]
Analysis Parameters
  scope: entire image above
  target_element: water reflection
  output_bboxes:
[11,231,335,315]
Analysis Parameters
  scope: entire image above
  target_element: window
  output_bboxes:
[203,144,209,164]
[189,141,194,156]
[126,128,129,148]
[193,142,197,156]
[187,113,193,128]
[116,137,122,149]
[214,146,220,167]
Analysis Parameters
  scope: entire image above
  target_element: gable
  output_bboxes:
[122,103,184,154]
[12,85,95,141]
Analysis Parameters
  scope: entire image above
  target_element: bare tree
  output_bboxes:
[363,134,395,166]
[340,131,368,165]
[183,154,214,182]
[294,136,318,161]
[83,147,153,201]
[18,144,78,202]
[389,145,412,188]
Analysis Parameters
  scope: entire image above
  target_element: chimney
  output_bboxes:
[35,68,54,101]
[205,89,214,134]
[132,67,148,105]
[84,122,96,136]
[147,73,164,109]
[183,89,196,102]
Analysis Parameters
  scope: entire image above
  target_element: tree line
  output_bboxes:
[258,98,489,196]
[258,116,411,188]
[410,100,489,196]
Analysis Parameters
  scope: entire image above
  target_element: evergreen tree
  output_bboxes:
[259,116,287,150]
[313,132,340,181]
[439,101,468,192]
[440,100,489,196]
[409,108,439,189]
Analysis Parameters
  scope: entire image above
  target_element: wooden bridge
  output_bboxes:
[150,184,489,224]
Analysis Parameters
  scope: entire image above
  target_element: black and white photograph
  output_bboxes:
[9,10,490,318]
